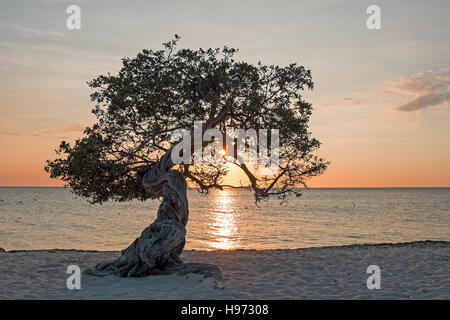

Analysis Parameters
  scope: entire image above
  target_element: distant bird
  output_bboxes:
[17,200,23,204]
[34,198,38,201]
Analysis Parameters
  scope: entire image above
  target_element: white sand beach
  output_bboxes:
[0,241,448,299]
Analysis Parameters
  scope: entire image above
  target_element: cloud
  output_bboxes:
[390,66,450,112]
[319,97,363,108]
[10,25,78,42]
[398,92,450,112]
[0,123,85,138]
[340,97,363,105]
[38,124,85,135]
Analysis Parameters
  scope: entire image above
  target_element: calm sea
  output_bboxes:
[0,187,448,251]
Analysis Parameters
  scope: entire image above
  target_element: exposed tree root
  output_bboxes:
[84,170,223,283]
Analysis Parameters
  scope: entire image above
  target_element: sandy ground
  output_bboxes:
[0,241,448,299]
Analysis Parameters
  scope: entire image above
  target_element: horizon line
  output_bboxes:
[1,185,449,189]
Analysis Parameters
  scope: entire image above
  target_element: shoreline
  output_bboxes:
[1,240,448,253]
[1,240,448,299]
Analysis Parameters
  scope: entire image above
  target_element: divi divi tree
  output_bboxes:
[45,36,328,279]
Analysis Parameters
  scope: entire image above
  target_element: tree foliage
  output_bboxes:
[45,36,328,204]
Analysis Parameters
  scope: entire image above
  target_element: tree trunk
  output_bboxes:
[84,167,223,283]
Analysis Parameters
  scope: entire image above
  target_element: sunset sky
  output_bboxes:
[1,0,449,187]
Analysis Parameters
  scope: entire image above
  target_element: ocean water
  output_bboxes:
[0,187,448,251]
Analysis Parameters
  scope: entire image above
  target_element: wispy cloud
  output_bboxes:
[0,123,85,138]
[38,124,85,135]
[389,66,450,112]
[319,97,363,108]
[9,24,80,42]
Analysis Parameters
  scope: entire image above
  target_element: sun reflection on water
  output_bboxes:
[207,189,239,250]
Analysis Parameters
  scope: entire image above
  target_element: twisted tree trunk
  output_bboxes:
[84,154,223,282]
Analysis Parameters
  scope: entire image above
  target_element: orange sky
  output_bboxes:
[1,0,449,187]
